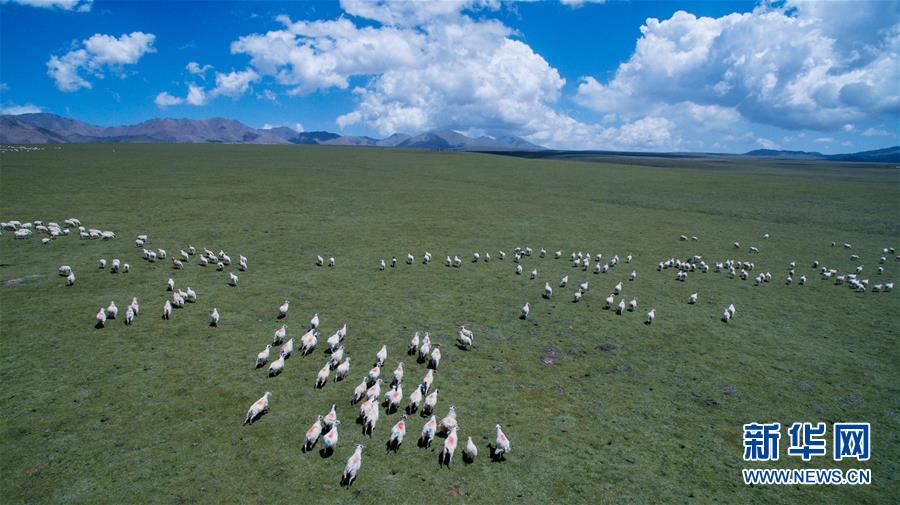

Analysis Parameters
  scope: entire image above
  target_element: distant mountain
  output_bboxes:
[0,113,545,151]
[744,146,900,163]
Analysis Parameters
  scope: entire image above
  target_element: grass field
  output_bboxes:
[1,144,898,504]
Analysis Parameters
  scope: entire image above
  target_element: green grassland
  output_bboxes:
[1,144,898,504]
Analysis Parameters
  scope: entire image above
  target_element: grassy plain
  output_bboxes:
[1,144,898,504]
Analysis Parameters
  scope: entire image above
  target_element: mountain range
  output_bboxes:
[0,113,544,150]
[1,113,896,161]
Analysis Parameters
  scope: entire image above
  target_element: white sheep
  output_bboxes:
[406,253,414,265]
[521,302,530,319]
[530,269,538,279]
[336,358,351,381]
[515,264,523,275]
[494,424,511,459]
[423,389,439,416]
[421,415,437,447]
[278,300,290,318]
[66,272,75,286]
[210,308,220,327]
[543,282,553,299]
[166,278,175,291]
[646,308,656,325]
[328,257,335,267]
[269,356,284,377]
[628,298,637,312]
[408,332,420,355]
[375,345,388,366]
[106,301,118,319]
[304,415,324,451]
[341,445,364,486]
[273,325,287,345]
[243,391,271,425]
[429,346,442,370]
[316,255,324,266]
[280,338,294,359]
[388,415,408,450]
[300,329,318,354]
[440,426,459,467]
[95,308,107,328]
[316,363,330,387]
[256,345,271,368]
[380,259,386,270]
[228,272,239,286]
[688,293,698,304]
[99,259,107,269]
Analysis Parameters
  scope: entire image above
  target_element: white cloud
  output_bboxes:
[47,32,156,91]
[1,0,92,11]
[213,68,260,97]
[559,0,605,8]
[186,61,213,76]
[862,127,889,137]
[338,0,498,27]
[756,137,779,149]
[261,123,273,130]
[575,6,899,134]
[154,92,182,108]
[294,122,304,132]
[1,103,43,115]
[185,84,208,105]
[815,137,834,143]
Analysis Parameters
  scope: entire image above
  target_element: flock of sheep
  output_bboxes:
[4,217,896,488]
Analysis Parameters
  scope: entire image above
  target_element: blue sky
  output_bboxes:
[1,0,897,152]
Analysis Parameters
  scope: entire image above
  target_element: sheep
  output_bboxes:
[278,300,290,318]
[388,415,408,451]
[367,365,381,385]
[727,304,736,317]
[300,329,318,355]
[423,389,440,416]
[604,294,614,310]
[95,308,107,328]
[429,346,442,370]
[392,362,404,385]
[238,258,247,271]
[335,358,351,381]
[722,310,731,323]
[616,299,626,315]
[272,325,287,345]
[646,308,656,325]
[392,256,398,268]
[385,384,403,413]
[304,415,324,451]
[543,282,553,299]
[352,378,369,404]
[520,302,530,319]
[593,263,602,274]
[484,252,491,262]
[328,257,335,267]
[172,259,183,270]
[418,339,431,363]
[422,368,434,392]
[786,275,793,285]
[613,282,623,295]
[799,275,807,285]
[310,313,320,329]
[688,293,698,304]
[330,345,345,367]
[106,301,118,319]
[323,420,340,453]
[749,246,759,254]
[844,243,852,249]
[269,356,284,377]
[472,252,480,262]
[453,256,462,268]
[458,329,473,348]
[280,338,294,359]
[99,259,107,269]
[560,275,568,287]
[66,272,75,286]
[408,332,420,355]
[243,391,271,425]
[199,256,209,267]
[515,264,523,275]
[407,384,424,414]
[207,308,219,327]
[494,424,511,460]
[629,270,637,281]
[580,281,589,292]
[316,255,324,266]
[316,363,331,388]
[573,289,583,302]
[228,272,239,286]
[440,426,459,467]
[530,269,538,279]
[363,398,379,435]
[406,253,414,265]
[680,235,688,241]
[885,282,894,291]
[256,345,271,368]
[380,259,386,270]
[129,297,139,316]
[499,251,506,260]
[733,242,741,249]
[420,415,437,448]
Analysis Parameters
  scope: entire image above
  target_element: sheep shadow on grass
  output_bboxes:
[319,446,333,458]
[487,443,506,462]
[243,409,268,426]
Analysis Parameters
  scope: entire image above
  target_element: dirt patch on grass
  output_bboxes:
[2,274,43,286]
[448,486,465,497]
[597,342,616,353]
